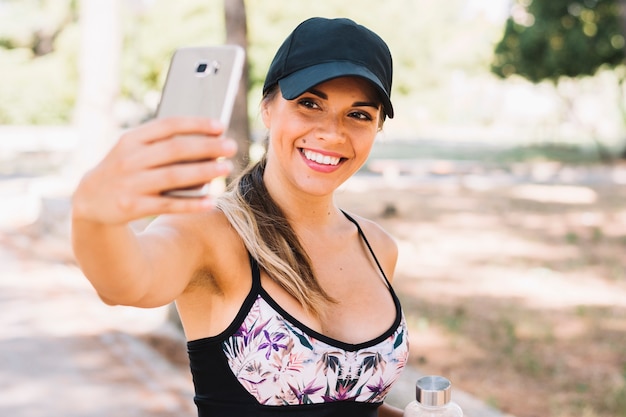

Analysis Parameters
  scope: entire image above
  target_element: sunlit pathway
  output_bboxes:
[0,240,195,417]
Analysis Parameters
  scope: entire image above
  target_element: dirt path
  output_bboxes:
[0,236,196,417]
[336,169,626,417]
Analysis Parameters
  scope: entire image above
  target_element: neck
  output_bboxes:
[262,160,343,229]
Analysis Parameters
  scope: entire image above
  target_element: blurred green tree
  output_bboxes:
[1,0,505,131]
[492,0,624,82]
[0,0,76,56]
[0,0,79,124]
[491,0,626,158]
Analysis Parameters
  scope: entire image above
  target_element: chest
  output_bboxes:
[261,259,396,346]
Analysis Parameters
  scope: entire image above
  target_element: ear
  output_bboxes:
[260,100,271,129]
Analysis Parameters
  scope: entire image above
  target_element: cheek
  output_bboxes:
[266,118,299,158]
[352,128,378,154]
[357,140,376,161]
[269,115,309,144]
[263,101,301,135]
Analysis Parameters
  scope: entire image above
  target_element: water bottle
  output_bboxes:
[403,375,463,417]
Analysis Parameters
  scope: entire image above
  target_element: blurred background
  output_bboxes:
[1,1,625,417]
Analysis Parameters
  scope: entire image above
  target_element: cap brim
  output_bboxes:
[278,62,394,119]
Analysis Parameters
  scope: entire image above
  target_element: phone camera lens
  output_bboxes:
[196,63,208,73]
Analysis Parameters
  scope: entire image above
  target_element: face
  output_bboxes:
[261,76,383,198]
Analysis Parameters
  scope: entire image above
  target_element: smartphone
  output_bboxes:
[156,45,245,197]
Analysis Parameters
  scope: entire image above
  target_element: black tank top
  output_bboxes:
[187,213,409,416]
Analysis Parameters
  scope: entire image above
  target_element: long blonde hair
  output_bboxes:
[216,156,333,315]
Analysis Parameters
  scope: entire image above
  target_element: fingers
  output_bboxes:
[73,160,231,225]
[125,117,226,146]
[73,117,240,225]
[131,158,235,195]
[112,193,216,220]
[116,116,237,171]
[127,134,238,169]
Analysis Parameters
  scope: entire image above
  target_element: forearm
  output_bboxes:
[379,402,404,417]
[71,217,152,305]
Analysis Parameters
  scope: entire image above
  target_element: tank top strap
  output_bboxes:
[340,210,392,287]
[248,252,262,287]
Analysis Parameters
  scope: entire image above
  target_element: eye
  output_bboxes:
[297,98,320,109]
[348,110,373,121]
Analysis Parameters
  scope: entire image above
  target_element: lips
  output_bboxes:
[301,149,341,166]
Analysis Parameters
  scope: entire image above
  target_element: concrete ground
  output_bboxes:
[0,233,196,417]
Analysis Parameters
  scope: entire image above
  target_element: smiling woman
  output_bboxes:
[71,16,408,417]
[261,77,381,186]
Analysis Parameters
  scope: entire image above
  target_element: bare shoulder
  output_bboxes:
[144,207,244,276]
[344,211,398,280]
[146,207,231,244]
[344,211,397,247]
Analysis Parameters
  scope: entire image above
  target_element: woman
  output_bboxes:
[72,17,409,417]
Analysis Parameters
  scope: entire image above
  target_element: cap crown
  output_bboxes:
[263,17,394,118]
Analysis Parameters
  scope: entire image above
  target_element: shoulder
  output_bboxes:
[343,211,396,248]
[147,207,246,279]
[344,211,398,280]
[148,207,234,247]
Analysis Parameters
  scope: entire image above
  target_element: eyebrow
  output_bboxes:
[306,88,380,109]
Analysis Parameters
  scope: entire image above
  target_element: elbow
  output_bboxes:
[97,292,123,306]
[95,287,147,307]
[95,288,170,309]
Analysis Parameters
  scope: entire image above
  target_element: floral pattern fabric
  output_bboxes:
[222,295,409,406]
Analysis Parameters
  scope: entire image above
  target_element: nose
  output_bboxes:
[316,112,346,144]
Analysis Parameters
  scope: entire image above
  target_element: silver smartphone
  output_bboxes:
[156,45,245,197]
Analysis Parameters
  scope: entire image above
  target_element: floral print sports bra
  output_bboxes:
[187,212,409,417]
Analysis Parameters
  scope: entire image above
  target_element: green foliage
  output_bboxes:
[492,0,626,83]
[120,0,225,104]
[0,0,78,123]
[0,48,76,124]
[0,0,75,54]
[247,0,500,96]
[0,0,506,125]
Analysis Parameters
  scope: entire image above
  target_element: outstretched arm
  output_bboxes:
[71,117,237,307]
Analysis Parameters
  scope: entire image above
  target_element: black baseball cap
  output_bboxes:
[262,17,394,119]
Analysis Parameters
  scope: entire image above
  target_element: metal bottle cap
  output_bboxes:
[416,375,452,406]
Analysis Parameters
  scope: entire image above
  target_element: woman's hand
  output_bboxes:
[72,117,238,225]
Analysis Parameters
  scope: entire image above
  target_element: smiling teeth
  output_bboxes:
[303,150,340,166]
